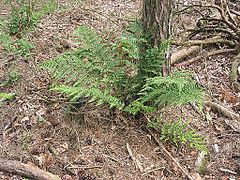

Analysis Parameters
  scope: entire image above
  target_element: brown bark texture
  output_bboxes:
[142,0,172,47]
[0,158,61,180]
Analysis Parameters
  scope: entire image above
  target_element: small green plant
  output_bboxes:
[161,119,208,153]
[0,33,33,58]
[146,117,161,128]
[4,0,58,35]
[2,70,20,87]
[0,92,16,101]
[5,0,35,35]
[14,38,33,58]
[0,92,16,108]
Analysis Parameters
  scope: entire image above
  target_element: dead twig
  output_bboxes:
[173,36,236,47]
[68,165,103,170]
[126,143,144,172]
[141,166,165,176]
[219,168,237,175]
[147,129,194,180]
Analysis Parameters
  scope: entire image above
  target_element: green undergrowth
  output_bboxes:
[1,70,20,87]
[0,0,59,59]
[5,0,59,35]
[147,117,208,154]
[0,92,16,108]
[41,23,204,114]
[41,22,207,153]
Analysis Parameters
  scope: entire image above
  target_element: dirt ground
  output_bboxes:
[0,0,239,179]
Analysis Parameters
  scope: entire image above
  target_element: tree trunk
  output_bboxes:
[142,0,172,47]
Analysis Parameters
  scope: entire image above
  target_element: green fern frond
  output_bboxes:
[51,85,124,109]
[138,72,204,108]
[41,26,127,109]
[161,119,208,153]
[139,40,170,80]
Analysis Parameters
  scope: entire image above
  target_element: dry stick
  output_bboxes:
[230,9,240,16]
[219,168,238,175]
[177,4,238,32]
[142,166,165,176]
[205,101,240,120]
[147,129,194,180]
[0,159,61,180]
[187,27,239,41]
[224,1,237,26]
[68,165,103,170]
[144,122,194,180]
[126,143,144,172]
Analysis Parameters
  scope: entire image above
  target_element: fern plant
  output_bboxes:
[41,26,129,109]
[161,119,208,154]
[138,72,204,107]
[0,34,33,58]
[41,24,204,115]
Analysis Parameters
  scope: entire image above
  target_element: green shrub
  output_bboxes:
[41,24,204,115]
[5,0,35,35]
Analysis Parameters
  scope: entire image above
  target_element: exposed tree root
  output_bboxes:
[174,48,237,67]
[171,46,200,64]
[172,0,240,95]
[230,53,240,92]
[173,36,236,47]
[0,159,61,180]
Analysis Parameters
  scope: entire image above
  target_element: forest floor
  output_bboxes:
[0,0,239,179]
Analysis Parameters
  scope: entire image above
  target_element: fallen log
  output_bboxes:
[0,159,61,180]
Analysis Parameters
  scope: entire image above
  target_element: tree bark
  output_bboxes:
[142,0,172,47]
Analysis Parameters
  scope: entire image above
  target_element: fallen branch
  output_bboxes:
[141,166,165,176]
[146,126,194,180]
[126,143,144,172]
[0,159,61,180]
[174,48,237,67]
[205,101,240,120]
[187,27,239,40]
[219,168,237,175]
